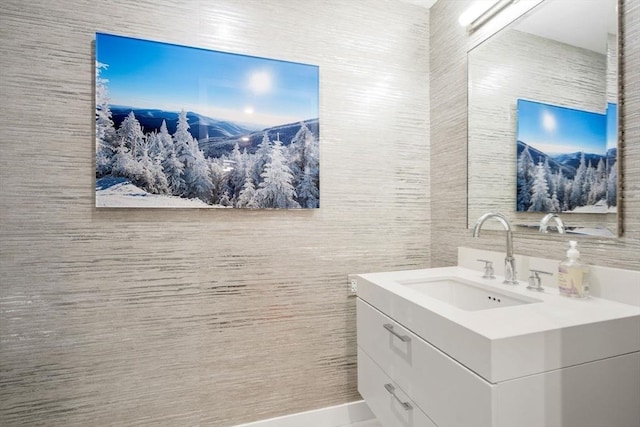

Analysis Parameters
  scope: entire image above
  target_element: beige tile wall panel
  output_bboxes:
[0,1,430,426]
[430,0,640,270]
[607,32,618,103]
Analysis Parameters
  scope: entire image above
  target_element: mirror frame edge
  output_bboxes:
[617,0,624,237]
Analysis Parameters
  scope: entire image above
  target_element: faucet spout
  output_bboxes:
[539,213,565,234]
[472,212,517,285]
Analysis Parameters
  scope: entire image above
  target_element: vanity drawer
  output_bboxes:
[357,298,493,427]
[358,349,436,427]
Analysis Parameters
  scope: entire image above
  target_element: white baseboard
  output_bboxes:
[232,400,375,427]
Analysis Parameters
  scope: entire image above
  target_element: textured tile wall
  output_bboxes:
[430,0,640,269]
[0,1,430,426]
[607,32,618,103]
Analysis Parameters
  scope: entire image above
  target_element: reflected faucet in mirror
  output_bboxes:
[472,212,518,285]
[539,213,565,234]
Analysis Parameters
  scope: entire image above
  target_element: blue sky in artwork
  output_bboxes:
[516,99,606,155]
[606,102,617,150]
[96,33,319,128]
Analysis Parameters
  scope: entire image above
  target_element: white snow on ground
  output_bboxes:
[96,177,221,208]
[565,227,615,237]
[567,199,617,214]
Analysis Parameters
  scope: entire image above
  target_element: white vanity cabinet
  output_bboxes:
[357,297,640,427]
[358,349,436,427]
[357,298,491,427]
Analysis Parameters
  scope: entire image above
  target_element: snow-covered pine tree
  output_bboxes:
[159,120,184,195]
[296,166,319,208]
[517,174,531,212]
[528,162,552,212]
[554,170,566,211]
[516,145,535,211]
[183,136,213,202]
[137,139,169,194]
[147,131,166,165]
[287,122,319,206]
[174,110,196,171]
[591,158,607,204]
[251,132,272,187]
[117,111,146,161]
[209,158,229,205]
[158,120,173,157]
[219,190,232,207]
[167,110,195,197]
[109,114,141,181]
[236,175,259,208]
[228,142,246,200]
[550,192,561,213]
[163,148,185,196]
[583,160,595,205]
[241,148,253,185]
[255,137,300,208]
[569,152,587,210]
[95,61,117,177]
[111,142,142,182]
[543,159,555,199]
[151,162,170,195]
[607,161,617,207]
[288,123,313,178]
[301,131,319,207]
[145,131,170,194]
[563,180,573,211]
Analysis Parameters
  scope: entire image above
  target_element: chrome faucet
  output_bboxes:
[539,213,565,234]
[472,212,518,285]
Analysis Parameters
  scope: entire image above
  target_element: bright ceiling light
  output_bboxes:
[459,0,501,27]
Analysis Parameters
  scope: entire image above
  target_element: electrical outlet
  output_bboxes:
[349,278,358,295]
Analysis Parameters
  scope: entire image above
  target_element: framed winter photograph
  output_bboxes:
[515,99,617,214]
[95,33,320,209]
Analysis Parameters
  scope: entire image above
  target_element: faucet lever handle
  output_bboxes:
[527,269,553,292]
[477,259,495,279]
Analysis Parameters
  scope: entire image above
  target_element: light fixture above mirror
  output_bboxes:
[460,0,515,32]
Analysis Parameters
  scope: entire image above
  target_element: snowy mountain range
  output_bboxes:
[110,106,258,141]
[110,105,319,159]
[517,140,577,179]
[552,149,614,171]
[517,140,614,180]
[199,118,320,158]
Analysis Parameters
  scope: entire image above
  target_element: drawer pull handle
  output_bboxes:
[383,323,411,342]
[384,383,413,411]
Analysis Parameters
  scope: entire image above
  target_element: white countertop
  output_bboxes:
[353,266,640,383]
[358,266,640,339]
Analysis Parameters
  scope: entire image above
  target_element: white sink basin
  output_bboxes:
[352,266,640,383]
[397,276,538,311]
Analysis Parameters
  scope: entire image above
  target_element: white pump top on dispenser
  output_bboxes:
[566,240,580,260]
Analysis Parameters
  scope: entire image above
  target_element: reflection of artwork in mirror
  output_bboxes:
[606,102,618,207]
[516,99,616,214]
[95,33,320,209]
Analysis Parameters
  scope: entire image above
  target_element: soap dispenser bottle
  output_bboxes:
[558,240,590,298]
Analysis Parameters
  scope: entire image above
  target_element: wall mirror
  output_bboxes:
[467,0,620,237]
